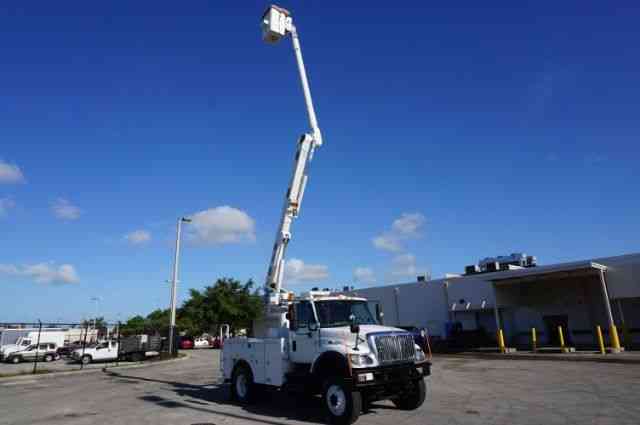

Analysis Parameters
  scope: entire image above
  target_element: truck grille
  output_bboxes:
[373,333,415,364]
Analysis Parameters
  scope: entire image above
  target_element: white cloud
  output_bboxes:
[391,213,426,237]
[0,198,16,216]
[51,198,82,220]
[390,253,419,278]
[372,212,426,252]
[372,235,402,252]
[0,262,80,284]
[354,267,375,284]
[0,160,25,184]
[284,258,329,283]
[187,206,256,245]
[124,229,152,245]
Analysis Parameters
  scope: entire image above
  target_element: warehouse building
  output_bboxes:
[348,252,640,349]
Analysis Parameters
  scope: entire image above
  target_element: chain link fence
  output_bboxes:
[0,322,174,376]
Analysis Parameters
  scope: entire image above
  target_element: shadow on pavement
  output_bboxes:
[104,370,347,425]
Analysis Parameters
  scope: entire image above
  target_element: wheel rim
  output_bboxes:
[326,384,347,417]
[12,357,19,364]
[236,372,248,398]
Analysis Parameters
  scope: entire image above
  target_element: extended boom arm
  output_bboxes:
[262,6,322,307]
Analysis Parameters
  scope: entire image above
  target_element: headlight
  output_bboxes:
[415,346,426,362]
[349,353,375,367]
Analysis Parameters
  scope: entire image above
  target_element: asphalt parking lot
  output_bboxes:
[0,352,163,376]
[1,349,639,425]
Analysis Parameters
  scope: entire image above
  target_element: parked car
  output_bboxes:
[0,331,65,360]
[193,337,210,349]
[179,338,194,350]
[4,343,60,364]
[211,336,222,349]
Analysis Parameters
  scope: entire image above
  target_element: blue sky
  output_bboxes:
[1,1,639,322]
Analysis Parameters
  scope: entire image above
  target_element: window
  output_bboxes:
[315,300,377,328]
[295,301,315,329]
[21,339,31,346]
[39,344,48,350]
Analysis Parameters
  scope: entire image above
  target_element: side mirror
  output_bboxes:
[308,321,319,332]
[349,314,360,334]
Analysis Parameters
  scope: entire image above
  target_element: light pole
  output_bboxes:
[168,216,191,355]
[90,296,101,329]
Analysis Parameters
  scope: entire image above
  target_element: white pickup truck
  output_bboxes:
[72,335,161,364]
[72,340,119,364]
[222,292,430,424]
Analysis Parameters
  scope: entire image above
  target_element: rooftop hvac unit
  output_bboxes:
[485,262,499,272]
[465,265,480,275]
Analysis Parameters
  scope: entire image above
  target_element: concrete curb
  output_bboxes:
[0,353,190,384]
[444,352,640,364]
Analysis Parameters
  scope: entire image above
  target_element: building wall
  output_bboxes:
[352,281,448,337]
[595,253,640,299]
[351,252,640,348]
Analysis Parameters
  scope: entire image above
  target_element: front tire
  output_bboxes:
[10,356,21,364]
[392,378,426,410]
[322,376,361,425]
[231,364,257,403]
[81,355,92,365]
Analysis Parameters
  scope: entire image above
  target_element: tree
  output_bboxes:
[122,277,264,338]
[146,309,171,332]
[179,278,263,335]
[121,315,146,335]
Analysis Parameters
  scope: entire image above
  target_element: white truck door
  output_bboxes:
[289,301,319,364]
[95,342,109,360]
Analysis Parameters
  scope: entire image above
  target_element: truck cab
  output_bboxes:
[223,291,430,424]
[72,340,118,364]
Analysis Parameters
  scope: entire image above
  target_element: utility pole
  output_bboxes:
[168,217,191,355]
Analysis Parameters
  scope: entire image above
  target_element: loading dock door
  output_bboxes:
[543,315,570,346]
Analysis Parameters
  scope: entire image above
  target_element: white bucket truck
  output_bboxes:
[221,6,430,424]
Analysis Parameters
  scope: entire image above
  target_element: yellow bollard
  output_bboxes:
[596,326,606,355]
[609,324,622,352]
[531,327,537,352]
[558,326,566,351]
[498,329,506,353]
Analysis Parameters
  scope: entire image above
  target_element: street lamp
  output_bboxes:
[168,216,191,355]
[90,296,101,329]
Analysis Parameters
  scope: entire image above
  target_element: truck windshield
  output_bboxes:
[315,300,377,328]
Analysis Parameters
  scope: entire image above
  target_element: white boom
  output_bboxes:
[261,5,323,310]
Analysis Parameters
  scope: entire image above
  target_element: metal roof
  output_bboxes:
[488,260,606,285]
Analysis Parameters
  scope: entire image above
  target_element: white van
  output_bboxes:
[0,331,66,360]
